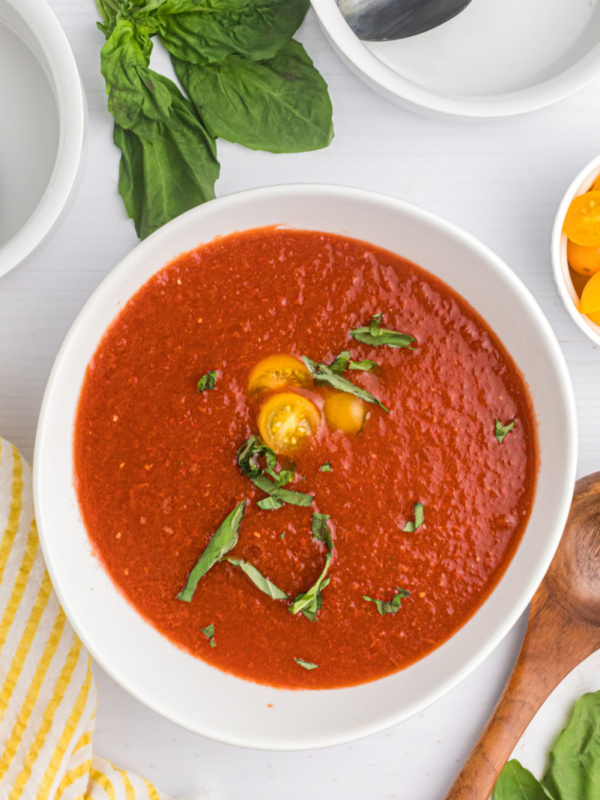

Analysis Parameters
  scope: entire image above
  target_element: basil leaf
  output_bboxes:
[350,314,416,349]
[402,503,424,533]
[200,623,216,647]
[495,419,515,444]
[289,552,332,616]
[257,496,284,511]
[363,587,410,616]
[349,360,378,372]
[173,40,333,153]
[296,577,330,622]
[301,356,389,414]
[319,462,333,472]
[226,558,288,600]
[197,370,217,393]
[541,691,600,800]
[238,436,313,507]
[113,73,219,239]
[100,19,171,136]
[492,761,553,800]
[237,435,276,476]
[294,658,318,670]
[157,0,310,66]
[177,500,246,602]
[311,513,332,550]
[329,350,351,375]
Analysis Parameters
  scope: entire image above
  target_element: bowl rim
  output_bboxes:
[551,154,600,347]
[33,184,577,749]
[310,0,600,119]
[0,0,86,279]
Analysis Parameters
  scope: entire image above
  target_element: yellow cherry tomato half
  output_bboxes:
[580,271,600,315]
[248,355,311,395]
[324,392,366,435]
[567,240,600,277]
[563,192,600,247]
[258,392,321,453]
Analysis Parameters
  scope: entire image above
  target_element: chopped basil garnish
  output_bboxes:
[200,623,216,647]
[177,500,247,603]
[237,435,314,508]
[319,462,333,472]
[197,370,217,393]
[348,359,378,371]
[289,513,333,619]
[280,532,285,540]
[363,587,410,616]
[294,658,319,670]
[350,314,416,349]
[258,496,284,511]
[301,356,389,414]
[402,502,424,533]
[495,419,515,444]
[330,350,351,375]
[226,558,288,600]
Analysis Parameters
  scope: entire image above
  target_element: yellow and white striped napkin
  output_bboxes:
[0,437,172,800]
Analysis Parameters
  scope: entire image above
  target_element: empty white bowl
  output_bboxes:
[0,0,86,278]
[34,185,576,749]
[311,0,600,118]
[552,154,600,347]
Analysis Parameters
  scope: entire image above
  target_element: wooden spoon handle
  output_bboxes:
[445,583,600,800]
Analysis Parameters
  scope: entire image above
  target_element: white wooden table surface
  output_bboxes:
[2,4,600,798]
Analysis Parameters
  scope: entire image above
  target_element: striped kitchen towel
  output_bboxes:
[0,437,173,800]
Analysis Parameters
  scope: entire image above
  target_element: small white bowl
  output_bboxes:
[552,155,600,347]
[0,0,86,278]
[34,185,577,750]
[311,0,600,118]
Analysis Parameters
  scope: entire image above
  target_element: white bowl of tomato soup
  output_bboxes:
[34,185,576,750]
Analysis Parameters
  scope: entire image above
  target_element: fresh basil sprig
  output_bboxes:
[301,356,389,414]
[363,588,410,616]
[494,419,515,444]
[350,314,417,349]
[197,370,217,393]
[226,558,288,600]
[200,623,216,647]
[402,503,424,533]
[330,350,378,375]
[237,435,313,508]
[177,500,247,602]
[96,1,333,239]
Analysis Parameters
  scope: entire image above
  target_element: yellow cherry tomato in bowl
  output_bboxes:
[248,355,311,395]
[580,271,600,317]
[563,192,600,247]
[323,392,366,435]
[258,392,321,453]
[567,240,600,277]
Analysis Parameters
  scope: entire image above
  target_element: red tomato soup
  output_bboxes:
[74,228,538,690]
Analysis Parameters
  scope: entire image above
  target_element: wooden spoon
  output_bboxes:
[445,472,600,799]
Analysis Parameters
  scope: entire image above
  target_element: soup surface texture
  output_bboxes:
[74,227,538,689]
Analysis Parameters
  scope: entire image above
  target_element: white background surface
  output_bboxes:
[2,3,600,798]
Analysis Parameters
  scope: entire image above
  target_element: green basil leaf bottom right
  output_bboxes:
[492,761,553,800]
[114,72,220,240]
[172,40,334,154]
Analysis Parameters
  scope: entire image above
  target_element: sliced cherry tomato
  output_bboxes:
[248,355,311,395]
[258,392,321,453]
[580,271,600,316]
[563,192,600,247]
[567,240,600,277]
[324,392,366,435]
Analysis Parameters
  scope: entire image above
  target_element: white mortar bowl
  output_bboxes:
[0,0,85,278]
[34,185,577,750]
